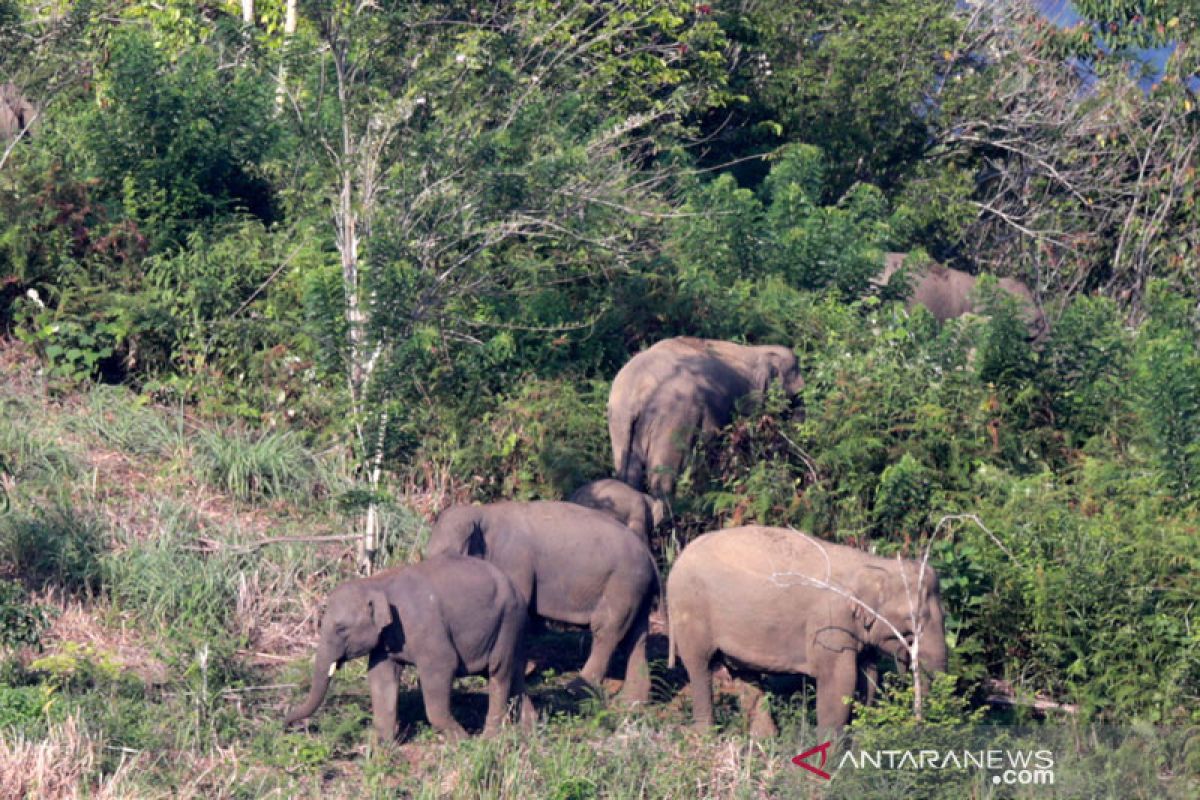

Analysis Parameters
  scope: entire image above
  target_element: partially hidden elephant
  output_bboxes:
[873,252,1047,340]
[608,337,805,497]
[668,525,948,733]
[0,83,36,141]
[283,553,533,742]
[568,478,666,545]
[425,500,660,703]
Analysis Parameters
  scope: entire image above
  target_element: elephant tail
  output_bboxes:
[609,402,642,490]
[649,552,672,668]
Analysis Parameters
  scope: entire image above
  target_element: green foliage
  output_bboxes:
[85,27,279,246]
[0,502,107,595]
[444,378,610,501]
[952,464,1200,722]
[972,276,1036,389]
[196,426,318,502]
[1041,295,1132,442]
[102,522,243,642]
[1132,329,1200,499]
[0,682,55,734]
[874,453,934,534]
[668,144,891,321]
[0,580,51,652]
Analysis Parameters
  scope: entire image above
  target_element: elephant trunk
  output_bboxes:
[916,633,947,677]
[284,641,339,725]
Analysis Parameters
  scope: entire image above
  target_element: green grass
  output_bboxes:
[66,384,185,459]
[0,501,107,595]
[196,426,320,501]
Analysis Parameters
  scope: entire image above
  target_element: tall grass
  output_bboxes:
[66,385,184,459]
[196,427,319,502]
[0,713,139,800]
[0,502,107,595]
[103,514,244,641]
[0,396,80,487]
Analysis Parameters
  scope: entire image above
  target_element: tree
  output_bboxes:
[286,0,730,569]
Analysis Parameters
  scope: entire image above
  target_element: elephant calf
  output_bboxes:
[283,553,533,742]
[568,478,666,545]
[668,525,947,733]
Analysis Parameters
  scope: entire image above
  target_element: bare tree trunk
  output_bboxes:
[241,0,254,25]
[275,0,297,111]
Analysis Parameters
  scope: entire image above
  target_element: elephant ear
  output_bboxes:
[366,589,392,635]
[849,568,887,632]
[751,358,776,394]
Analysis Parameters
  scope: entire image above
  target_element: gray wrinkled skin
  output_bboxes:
[608,337,805,497]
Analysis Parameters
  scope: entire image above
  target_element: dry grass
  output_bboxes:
[0,714,138,800]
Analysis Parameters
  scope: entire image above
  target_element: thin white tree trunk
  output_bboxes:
[275,0,297,111]
[241,0,254,25]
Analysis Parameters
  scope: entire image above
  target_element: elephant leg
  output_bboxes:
[578,598,630,693]
[367,657,402,743]
[815,654,858,732]
[615,607,650,705]
[679,642,716,730]
[416,661,467,741]
[482,668,512,738]
[510,659,537,733]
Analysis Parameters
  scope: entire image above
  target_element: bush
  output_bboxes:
[0,581,51,652]
[1040,295,1131,443]
[0,502,106,595]
[446,378,610,501]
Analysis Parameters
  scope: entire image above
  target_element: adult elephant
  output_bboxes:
[283,554,532,742]
[668,525,948,734]
[873,252,1047,340]
[568,478,666,545]
[608,337,805,496]
[425,500,660,703]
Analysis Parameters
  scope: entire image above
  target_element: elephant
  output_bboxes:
[0,83,36,141]
[283,553,533,742]
[608,337,805,497]
[425,500,660,703]
[873,252,1047,340]
[667,525,948,734]
[568,478,667,545]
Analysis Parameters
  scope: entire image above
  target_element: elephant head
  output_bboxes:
[752,345,805,398]
[851,562,947,678]
[283,583,397,726]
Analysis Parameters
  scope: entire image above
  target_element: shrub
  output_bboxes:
[0,502,107,595]
[1040,295,1132,443]
[447,378,610,501]
[1132,330,1200,499]
[0,581,51,652]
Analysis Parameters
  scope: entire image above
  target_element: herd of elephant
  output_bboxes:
[283,265,1042,744]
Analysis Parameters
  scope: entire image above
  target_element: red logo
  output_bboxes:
[792,741,833,780]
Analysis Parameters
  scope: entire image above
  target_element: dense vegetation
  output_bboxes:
[2,1,1199,796]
